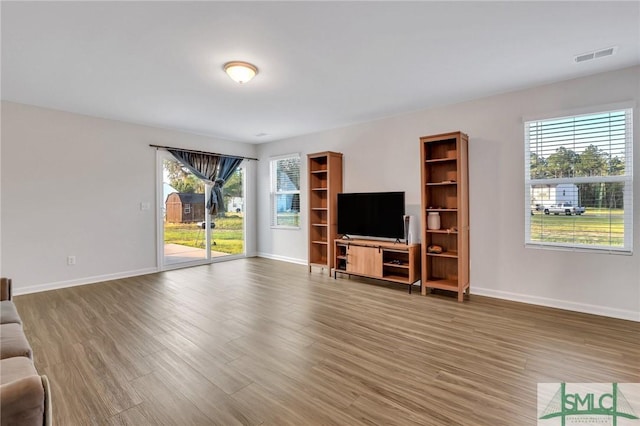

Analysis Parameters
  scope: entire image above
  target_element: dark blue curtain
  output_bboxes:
[168,149,220,184]
[208,157,243,215]
[218,157,244,183]
[167,149,243,216]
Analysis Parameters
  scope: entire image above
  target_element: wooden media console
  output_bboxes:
[334,239,421,292]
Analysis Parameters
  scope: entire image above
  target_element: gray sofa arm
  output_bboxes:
[0,375,45,426]
[0,357,51,426]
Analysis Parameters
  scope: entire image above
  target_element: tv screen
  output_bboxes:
[337,192,405,239]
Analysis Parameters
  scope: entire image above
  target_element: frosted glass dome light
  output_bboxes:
[223,61,258,84]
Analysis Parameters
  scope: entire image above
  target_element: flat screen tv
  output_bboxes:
[337,192,405,239]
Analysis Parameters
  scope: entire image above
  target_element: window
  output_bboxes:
[184,204,191,214]
[525,108,633,253]
[270,154,301,228]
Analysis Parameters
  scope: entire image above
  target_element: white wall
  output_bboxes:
[2,67,638,320]
[0,102,3,277]
[1,101,258,293]
[257,66,640,321]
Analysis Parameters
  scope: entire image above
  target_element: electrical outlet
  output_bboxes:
[140,202,150,211]
[67,256,76,266]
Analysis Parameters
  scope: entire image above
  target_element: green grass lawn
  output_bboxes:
[530,208,624,247]
[275,212,300,227]
[164,214,244,255]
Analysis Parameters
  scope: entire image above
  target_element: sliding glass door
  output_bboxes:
[159,151,245,269]
[209,166,245,257]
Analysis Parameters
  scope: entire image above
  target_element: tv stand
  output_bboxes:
[334,239,421,293]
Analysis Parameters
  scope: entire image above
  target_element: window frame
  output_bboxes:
[524,105,634,254]
[270,153,301,229]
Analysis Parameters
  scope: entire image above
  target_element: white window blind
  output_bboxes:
[524,108,633,253]
[270,154,301,228]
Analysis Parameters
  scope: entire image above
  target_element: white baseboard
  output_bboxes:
[13,267,159,296]
[472,286,640,322]
[256,252,307,266]
[253,256,638,321]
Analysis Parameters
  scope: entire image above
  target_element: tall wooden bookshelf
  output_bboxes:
[420,132,469,301]
[308,151,343,273]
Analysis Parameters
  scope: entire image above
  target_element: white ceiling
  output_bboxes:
[2,1,639,143]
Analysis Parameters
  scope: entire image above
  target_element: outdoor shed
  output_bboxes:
[165,192,205,223]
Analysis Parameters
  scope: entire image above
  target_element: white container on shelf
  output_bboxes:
[427,212,441,230]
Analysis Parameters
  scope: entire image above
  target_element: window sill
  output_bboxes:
[525,243,632,256]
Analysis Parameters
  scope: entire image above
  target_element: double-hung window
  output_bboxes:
[270,154,301,228]
[525,107,633,253]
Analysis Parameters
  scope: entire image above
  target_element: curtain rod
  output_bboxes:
[149,144,258,161]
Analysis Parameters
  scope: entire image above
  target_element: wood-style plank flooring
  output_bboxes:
[14,258,640,425]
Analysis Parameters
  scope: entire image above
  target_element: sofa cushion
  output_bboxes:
[0,300,22,324]
[1,358,45,426]
[0,323,33,360]
[0,356,38,385]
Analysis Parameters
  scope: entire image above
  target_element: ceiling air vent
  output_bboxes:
[574,46,617,63]
[594,47,615,58]
[575,52,595,63]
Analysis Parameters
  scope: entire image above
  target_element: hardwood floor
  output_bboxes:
[13,258,640,425]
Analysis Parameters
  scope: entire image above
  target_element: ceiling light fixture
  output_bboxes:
[223,61,258,84]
